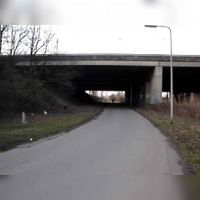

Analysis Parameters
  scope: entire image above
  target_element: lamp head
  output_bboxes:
[144,25,158,28]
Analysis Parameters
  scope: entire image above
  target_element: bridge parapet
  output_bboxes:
[1,54,200,68]
[1,54,200,63]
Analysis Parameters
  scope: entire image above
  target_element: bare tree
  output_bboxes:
[91,91,97,96]
[55,38,59,54]
[43,28,55,55]
[27,25,55,56]
[9,25,29,55]
[0,25,9,55]
[1,25,56,56]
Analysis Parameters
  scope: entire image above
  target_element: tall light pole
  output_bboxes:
[145,25,174,123]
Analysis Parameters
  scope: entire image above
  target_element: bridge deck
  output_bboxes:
[1,54,200,62]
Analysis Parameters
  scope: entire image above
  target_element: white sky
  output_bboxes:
[2,0,200,55]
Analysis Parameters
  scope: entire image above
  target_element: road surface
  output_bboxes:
[0,107,185,200]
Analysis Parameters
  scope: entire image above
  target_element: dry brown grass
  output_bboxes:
[153,93,200,120]
[137,94,200,174]
[174,94,200,120]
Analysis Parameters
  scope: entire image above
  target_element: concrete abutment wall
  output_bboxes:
[148,65,163,104]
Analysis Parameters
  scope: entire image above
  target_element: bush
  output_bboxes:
[0,63,54,116]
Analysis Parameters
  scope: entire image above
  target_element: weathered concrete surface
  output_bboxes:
[0,107,185,200]
[2,54,200,67]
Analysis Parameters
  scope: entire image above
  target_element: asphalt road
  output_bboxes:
[0,107,185,200]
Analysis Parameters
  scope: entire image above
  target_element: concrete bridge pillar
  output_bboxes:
[145,81,150,104]
[139,82,146,105]
[127,65,163,106]
[147,65,163,104]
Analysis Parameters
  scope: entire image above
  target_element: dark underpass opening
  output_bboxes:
[75,65,155,106]
[163,67,200,95]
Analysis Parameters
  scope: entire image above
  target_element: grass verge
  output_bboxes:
[0,106,103,152]
[136,106,200,175]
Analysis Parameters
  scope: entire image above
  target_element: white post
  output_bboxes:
[22,112,26,124]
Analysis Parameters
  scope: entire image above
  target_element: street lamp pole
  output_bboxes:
[145,25,174,123]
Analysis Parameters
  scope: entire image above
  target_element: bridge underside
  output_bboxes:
[9,54,200,105]
[74,65,200,105]
[163,67,200,93]
[74,65,161,105]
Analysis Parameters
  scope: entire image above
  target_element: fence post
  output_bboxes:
[22,112,26,124]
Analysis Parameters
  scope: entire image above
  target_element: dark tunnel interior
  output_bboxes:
[73,65,200,105]
[74,65,154,105]
[75,65,154,91]
[163,67,200,94]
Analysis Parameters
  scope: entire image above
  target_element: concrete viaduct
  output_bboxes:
[6,54,200,105]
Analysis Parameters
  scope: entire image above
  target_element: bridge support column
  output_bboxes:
[139,82,146,105]
[148,66,163,104]
[145,81,150,104]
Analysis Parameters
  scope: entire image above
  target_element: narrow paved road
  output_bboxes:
[0,107,185,200]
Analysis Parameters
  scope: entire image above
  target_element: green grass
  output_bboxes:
[0,108,102,152]
[136,107,200,175]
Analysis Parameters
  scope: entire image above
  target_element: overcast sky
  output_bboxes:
[1,0,200,55]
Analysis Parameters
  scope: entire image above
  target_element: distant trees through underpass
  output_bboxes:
[85,90,126,104]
